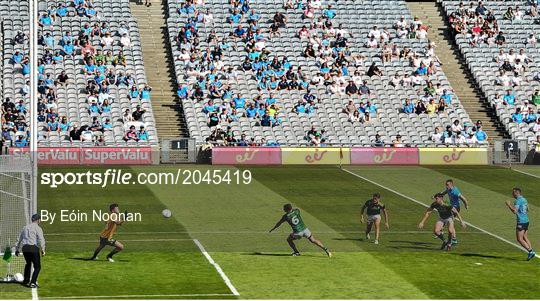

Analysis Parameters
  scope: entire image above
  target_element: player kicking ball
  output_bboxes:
[505,187,536,261]
[360,193,389,244]
[90,203,126,262]
[418,193,466,251]
[269,204,332,257]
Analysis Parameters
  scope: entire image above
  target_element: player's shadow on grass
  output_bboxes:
[68,257,130,262]
[333,237,364,242]
[454,253,518,261]
[390,240,432,246]
[388,245,435,251]
[388,240,436,250]
[459,253,503,259]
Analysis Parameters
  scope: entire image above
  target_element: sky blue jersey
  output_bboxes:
[515,196,529,224]
[447,187,462,208]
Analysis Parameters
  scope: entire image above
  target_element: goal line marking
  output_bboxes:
[341,167,539,259]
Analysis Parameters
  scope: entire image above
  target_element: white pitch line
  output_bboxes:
[342,167,540,259]
[40,293,236,299]
[193,239,240,296]
[32,287,38,300]
[511,168,540,180]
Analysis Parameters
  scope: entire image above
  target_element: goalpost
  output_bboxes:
[0,154,34,281]
[0,0,38,283]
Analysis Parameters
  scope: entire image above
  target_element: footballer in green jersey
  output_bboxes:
[418,193,466,251]
[269,204,332,257]
[360,193,389,245]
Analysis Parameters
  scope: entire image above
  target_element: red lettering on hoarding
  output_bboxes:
[442,148,466,163]
[305,148,328,163]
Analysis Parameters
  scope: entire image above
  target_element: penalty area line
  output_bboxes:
[193,239,240,296]
[341,167,540,259]
[40,293,236,299]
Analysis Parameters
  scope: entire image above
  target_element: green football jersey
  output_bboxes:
[363,199,385,216]
[284,208,307,233]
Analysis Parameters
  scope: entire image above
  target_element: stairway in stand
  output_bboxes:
[130,0,188,139]
[407,1,509,140]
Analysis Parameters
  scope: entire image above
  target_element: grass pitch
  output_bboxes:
[1,165,539,299]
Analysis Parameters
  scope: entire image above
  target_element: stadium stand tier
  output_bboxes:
[1,0,159,147]
[440,0,540,144]
[165,0,486,147]
[4,0,533,148]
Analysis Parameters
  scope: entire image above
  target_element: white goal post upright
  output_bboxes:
[29,0,38,215]
[0,0,38,283]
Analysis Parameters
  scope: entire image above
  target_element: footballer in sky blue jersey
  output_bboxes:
[439,180,469,245]
[441,179,469,212]
[506,188,535,261]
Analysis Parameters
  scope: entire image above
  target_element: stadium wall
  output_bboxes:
[212,147,489,165]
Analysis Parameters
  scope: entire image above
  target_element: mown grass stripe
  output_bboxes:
[41,293,236,299]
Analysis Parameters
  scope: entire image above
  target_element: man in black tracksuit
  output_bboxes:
[15,214,46,288]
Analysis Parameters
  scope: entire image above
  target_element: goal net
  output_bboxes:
[0,154,33,281]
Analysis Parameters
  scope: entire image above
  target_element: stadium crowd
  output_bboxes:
[1,0,153,147]
[446,0,540,143]
[171,0,481,147]
[5,0,534,148]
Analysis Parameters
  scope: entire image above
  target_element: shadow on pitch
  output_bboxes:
[68,257,130,262]
[454,253,518,261]
[390,240,432,246]
[333,237,364,242]
[388,245,435,251]
[245,252,321,258]
[387,240,436,250]
[459,253,504,259]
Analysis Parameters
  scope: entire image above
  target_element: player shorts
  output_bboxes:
[452,206,460,216]
[99,236,117,246]
[367,214,381,223]
[291,228,312,240]
[437,217,454,226]
[516,222,529,231]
